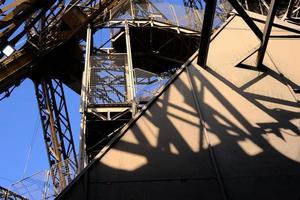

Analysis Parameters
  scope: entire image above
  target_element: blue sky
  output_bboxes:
[0,79,81,188]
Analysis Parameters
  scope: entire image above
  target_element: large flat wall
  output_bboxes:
[57,14,300,200]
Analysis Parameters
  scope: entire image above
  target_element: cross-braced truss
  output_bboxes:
[0,185,28,200]
[34,78,78,195]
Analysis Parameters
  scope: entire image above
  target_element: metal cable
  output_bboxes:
[22,112,40,178]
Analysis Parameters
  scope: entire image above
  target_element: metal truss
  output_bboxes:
[79,0,206,165]
[88,53,167,108]
[0,0,80,51]
[87,0,204,113]
[0,0,298,195]
[284,0,300,22]
[79,24,134,166]
[34,78,78,195]
[184,0,299,23]
[0,0,120,99]
[81,23,136,117]
[197,0,280,68]
[0,79,24,102]
[0,0,117,63]
[238,0,272,15]
[235,0,289,17]
[235,0,300,23]
[0,0,51,50]
[0,185,27,200]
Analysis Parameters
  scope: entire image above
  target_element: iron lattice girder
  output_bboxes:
[34,78,78,195]
[0,185,28,200]
[0,0,117,98]
[197,0,266,67]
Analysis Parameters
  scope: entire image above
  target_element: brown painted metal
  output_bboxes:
[57,14,300,200]
[256,0,279,67]
[0,0,119,93]
[197,0,217,67]
[1,1,300,199]
[34,78,78,194]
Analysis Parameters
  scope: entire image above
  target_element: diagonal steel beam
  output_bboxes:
[285,0,296,19]
[197,0,217,67]
[228,0,263,40]
[257,0,279,68]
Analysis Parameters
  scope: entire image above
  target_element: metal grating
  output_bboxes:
[89,53,128,105]
[89,53,172,106]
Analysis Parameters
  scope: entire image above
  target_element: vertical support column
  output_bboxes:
[79,111,88,171]
[130,0,136,19]
[79,24,92,170]
[256,0,278,68]
[170,4,180,33]
[197,0,217,67]
[81,24,92,113]
[125,21,137,116]
[34,78,78,195]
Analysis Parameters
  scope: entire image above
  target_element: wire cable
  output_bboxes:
[22,112,40,178]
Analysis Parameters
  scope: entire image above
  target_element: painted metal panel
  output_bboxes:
[57,14,300,200]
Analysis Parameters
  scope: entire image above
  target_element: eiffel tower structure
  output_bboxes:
[1,0,300,199]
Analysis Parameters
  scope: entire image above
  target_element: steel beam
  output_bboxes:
[79,24,92,171]
[257,0,279,67]
[125,21,137,115]
[197,0,217,67]
[0,185,28,200]
[228,0,263,40]
[284,0,296,20]
[34,78,78,195]
[0,80,23,101]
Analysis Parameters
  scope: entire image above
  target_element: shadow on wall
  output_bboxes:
[59,56,300,200]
